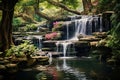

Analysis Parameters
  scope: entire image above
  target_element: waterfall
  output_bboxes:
[55,15,103,57]
[66,23,69,40]
[33,35,43,51]
[70,15,103,40]
[47,52,52,65]
[56,41,73,57]
[71,16,90,40]
[61,42,68,57]
[65,22,71,40]
[100,16,103,32]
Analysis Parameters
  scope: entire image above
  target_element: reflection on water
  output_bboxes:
[35,58,120,80]
[4,58,120,80]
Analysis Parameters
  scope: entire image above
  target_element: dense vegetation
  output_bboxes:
[97,0,120,64]
[0,0,120,65]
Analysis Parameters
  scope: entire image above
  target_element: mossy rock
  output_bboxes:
[42,48,54,51]
[74,41,90,47]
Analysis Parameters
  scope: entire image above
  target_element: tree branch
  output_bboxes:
[14,13,38,23]
[34,0,53,21]
[47,0,81,15]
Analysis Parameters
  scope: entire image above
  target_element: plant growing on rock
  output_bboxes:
[6,40,38,57]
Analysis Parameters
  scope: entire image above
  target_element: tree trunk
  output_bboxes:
[82,0,92,14]
[34,0,53,21]
[0,0,18,54]
[14,13,38,23]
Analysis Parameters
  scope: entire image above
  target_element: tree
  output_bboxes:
[0,0,18,54]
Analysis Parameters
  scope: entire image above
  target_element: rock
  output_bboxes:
[27,58,36,66]
[92,32,107,38]
[74,41,90,57]
[35,65,47,71]
[6,63,18,73]
[6,63,17,68]
[0,58,3,60]
[0,65,6,70]
[3,60,9,64]
[97,39,107,46]
[90,41,98,46]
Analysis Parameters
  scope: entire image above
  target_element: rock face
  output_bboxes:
[74,41,90,57]
[102,11,114,31]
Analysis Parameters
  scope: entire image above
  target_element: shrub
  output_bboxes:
[12,17,23,31]
[24,24,37,31]
[6,40,38,57]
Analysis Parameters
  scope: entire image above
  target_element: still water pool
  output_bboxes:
[5,58,120,80]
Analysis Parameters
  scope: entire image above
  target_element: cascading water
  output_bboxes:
[100,16,103,32]
[56,41,74,57]
[61,42,71,57]
[66,22,69,40]
[33,35,43,51]
[72,16,89,40]
[55,15,103,57]
[47,52,52,65]
[55,41,60,52]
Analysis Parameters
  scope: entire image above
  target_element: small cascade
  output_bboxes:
[61,42,71,57]
[33,35,43,51]
[100,16,103,32]
[36,27,40,32]
[65,22,71,40]
[66,23,69,40]
[74,17,89,40]
[56,41,75,57]
[55,41,60,52]
[47,52,52,65]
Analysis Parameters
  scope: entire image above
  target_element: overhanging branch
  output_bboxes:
[47,0,81,15]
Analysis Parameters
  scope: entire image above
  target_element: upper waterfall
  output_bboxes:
[64,15,103,40]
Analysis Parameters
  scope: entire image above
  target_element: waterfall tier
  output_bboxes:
[63,15,103,40]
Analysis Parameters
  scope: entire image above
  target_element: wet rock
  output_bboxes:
[6,63,17,68]
[0,65,6,70]
[75,41,90,57]
[3,60,10,64]
[90,41,98,46]
[0,58,3,60]
[92,32,107,38]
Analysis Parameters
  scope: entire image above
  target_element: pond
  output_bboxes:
[3,58,120,80]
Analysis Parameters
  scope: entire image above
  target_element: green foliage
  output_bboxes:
[98,0,116,12]
[97,0,120,63]
[34,14,42,21]
[107,2,120,49]
[18,0,35,6]
[24,24,37,31]
[61,0,79,9]
[12,17,25,31]
[12,18,22,26]
[6,41,38,57]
